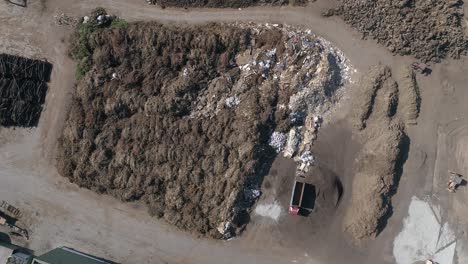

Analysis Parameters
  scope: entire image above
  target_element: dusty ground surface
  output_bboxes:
[0,0,468,263]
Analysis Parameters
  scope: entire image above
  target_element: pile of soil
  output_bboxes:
[344,65,412,240]
[397,67,420,125]
[0,54,52,127]
[57,19,347,237]
[326,0,468,62]
[148,0,307,8]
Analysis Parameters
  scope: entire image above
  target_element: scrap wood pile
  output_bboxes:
[54,13,79,27]
[326,0,468,62]
[0,54,52,81]
[0,54,52,127]
[58,15,350,238]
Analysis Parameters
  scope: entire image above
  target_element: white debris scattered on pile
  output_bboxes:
[189,23,355,169]
[318,36,354,84]
[269,132,287,153]
[217,221,233,237]
[299,151,315,165]
[189,23,355,120]
[284,127,300,158]
[83,16,90,24]
[254,200,282,221]
[225,96,240,108]
[240,64,250,72]
[244,188,261,200]
[296,151,315,172]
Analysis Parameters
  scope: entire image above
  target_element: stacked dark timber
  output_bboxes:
[0,54,52,127]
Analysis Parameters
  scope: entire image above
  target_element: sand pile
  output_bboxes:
[344,65,416,240]
[397,67,420,125]
[0,54,52,127]
[58,14,351,238]
[146,0,307,8]
[326,0,468,62]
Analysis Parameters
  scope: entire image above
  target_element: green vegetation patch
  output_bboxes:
[69,8,126,79]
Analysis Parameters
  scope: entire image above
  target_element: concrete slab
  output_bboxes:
[393,196,456,264]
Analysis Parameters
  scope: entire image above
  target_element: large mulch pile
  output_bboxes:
[0,54,52,127]
[326,0,468,62]
[58,9,348,238]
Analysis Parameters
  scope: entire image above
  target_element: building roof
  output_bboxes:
[0,242,31,264]
[33,247,110,264]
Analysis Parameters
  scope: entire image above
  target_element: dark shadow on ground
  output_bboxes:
[0,211,18,226]
[13,246,34,256]
[0,232,11,244]
[422,68,432,76]
[334,178,344,207]
[230,144,277,237]
[324,53,343,97]
[459,179,467,187]
[5,0,27,7]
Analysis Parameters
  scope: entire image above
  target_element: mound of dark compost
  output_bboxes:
[57,22,301,237]
[327,0,468,62]
[0,54,52,127]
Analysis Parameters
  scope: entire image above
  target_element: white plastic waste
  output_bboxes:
[269,132,287,153]
[225,96,240,108]
[299,151,314,164]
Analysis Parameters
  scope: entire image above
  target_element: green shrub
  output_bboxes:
[70,8,130,80]
[76,61,92,80]
[70,24,93,60]
[111,18,129,28]
[70,23,96,79]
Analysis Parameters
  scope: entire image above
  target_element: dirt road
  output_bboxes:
[0,0,467,263]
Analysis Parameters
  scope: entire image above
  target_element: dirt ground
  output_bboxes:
[245,120,364,264]
[1,0,468,263]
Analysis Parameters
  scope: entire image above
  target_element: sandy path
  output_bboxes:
[0,0,467,263]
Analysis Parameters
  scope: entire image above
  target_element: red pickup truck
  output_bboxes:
[289,180,316,216]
